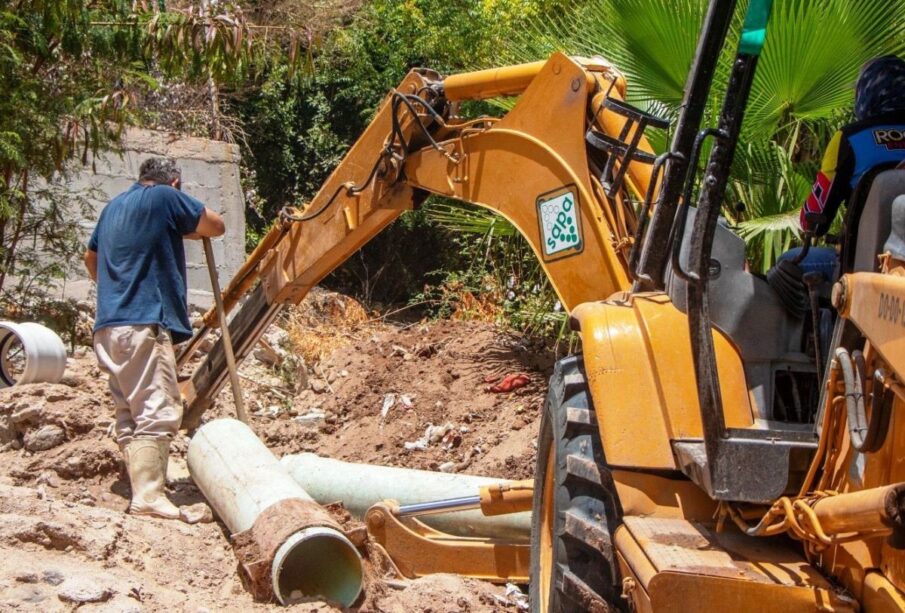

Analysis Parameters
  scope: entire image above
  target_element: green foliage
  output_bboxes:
[731,140,814,269]
[236,0,561,308]
[512,0,715,110]
[0,0,301,307]
[147,4,311,85]
[427,202,519,238]
[239,0,559,219]
[0,0,132,302]
[417,200,575,350]
[504,0,905,271]
[746,1,904,136]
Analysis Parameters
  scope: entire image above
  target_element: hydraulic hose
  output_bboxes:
[835,348,891,453]
[837,347,868,451]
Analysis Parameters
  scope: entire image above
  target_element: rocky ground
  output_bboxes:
[0,289,554,611]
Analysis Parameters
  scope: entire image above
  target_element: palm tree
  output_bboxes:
[502,0,905,270]
[422,0,903,341]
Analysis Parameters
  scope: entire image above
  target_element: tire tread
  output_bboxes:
[530,356,623,612]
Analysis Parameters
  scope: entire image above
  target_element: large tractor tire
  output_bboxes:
[530,356,623,612]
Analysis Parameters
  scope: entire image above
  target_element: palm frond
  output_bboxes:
[425,201,517,237]
[505,0,904,272]
[509,0,715,109]
[730,140,811,269]
[736,210,801,270]
[736,211,801,236]
[745,0,905,136]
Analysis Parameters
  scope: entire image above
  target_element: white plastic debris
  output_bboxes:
[403,439,428,451]
[404,422,455,451]
[253,405,283,419]
[505,583,530,610]
[293,409,326,427]
[427,423,454,443]
[438,461,457,473]
[380,393,396,418]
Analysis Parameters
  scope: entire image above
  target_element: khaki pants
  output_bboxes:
[94,325,183,446]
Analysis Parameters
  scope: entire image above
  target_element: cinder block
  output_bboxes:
[123,129,170,157]
[165,134,240,164]
[182,186,222,211]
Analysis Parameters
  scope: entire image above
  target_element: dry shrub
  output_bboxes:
[441,276,504,323]
[450,290,502,322]
[282,288,380,365]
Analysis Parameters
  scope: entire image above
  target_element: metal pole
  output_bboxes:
[202,237,249,424]
[634,0,739,289]
[396,496,482,517]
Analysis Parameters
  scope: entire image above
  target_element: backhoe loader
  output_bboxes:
[178,0,905,609]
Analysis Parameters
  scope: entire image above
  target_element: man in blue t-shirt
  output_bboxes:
[84,157,225,520]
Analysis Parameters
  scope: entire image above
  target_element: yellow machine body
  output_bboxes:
[179,54,905,610]
[571,294,755,470]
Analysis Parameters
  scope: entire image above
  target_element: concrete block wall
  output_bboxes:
[64,128,247,308]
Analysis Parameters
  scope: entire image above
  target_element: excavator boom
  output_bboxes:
[181,53,662,424]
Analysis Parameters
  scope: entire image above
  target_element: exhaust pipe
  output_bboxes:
[0,321,66,388]
[280,453,531,539]
[187,419,363,606]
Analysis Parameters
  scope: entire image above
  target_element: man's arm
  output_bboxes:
[184,207,226,240]
[799,131,851,236]
[84,249,98,282]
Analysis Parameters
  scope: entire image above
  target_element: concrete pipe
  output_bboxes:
[187,419,363,606]
[280,453,532,540]
[0,321,66,388]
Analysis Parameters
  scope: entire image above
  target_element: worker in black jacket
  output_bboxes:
[800,55,905,235]
[772,57,905,317]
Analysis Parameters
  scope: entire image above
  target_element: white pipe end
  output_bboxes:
[271,526,363,607]
[0,321,67,388]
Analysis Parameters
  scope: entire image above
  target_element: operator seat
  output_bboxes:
[842,166,905,272]
[666,168,905,423]
[666,209,806,422]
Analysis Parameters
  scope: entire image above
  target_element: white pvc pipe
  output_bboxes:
[188,419,363,606]
[272,527,362,606]
[280,453,532,540]
[0,321,66,388]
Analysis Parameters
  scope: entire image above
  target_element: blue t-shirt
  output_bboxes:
[88,183,204,343]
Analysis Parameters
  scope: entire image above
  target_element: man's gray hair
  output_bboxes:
[138,157,182,185]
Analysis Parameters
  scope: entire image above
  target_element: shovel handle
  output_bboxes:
[202,237,249,425]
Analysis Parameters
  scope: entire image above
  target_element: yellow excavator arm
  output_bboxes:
[174,23,905,608]
[179,53,663,424]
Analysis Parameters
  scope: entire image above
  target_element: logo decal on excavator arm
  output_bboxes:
[537,186,583,261]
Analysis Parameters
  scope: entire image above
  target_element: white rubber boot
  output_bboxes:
[125,438,180,519]
[119,442,129,476]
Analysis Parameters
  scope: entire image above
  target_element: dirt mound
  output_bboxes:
[309,320,552,479]
[0,292,554,610]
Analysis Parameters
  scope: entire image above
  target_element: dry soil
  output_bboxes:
[0,290,553,611]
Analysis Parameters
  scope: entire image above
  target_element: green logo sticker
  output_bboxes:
[538,190,581,257]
